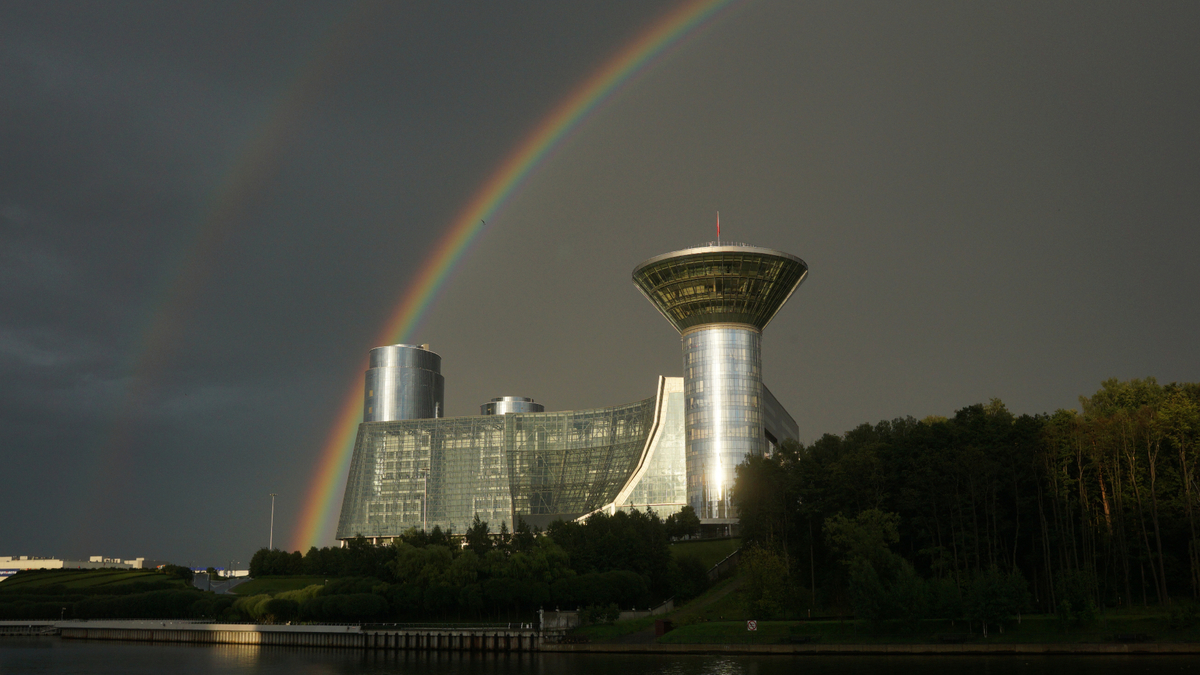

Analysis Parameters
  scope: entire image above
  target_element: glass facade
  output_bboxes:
[633,244,807,523]
[336,415,509,539]
[682,326,764,519]
[337,394,663,539]
[614,378,688,518]
[762,384,799,453]
[632,245,808,334]
[507,398,655,528]
[337,243,807,541]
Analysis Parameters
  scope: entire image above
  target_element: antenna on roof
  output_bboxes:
[717,211,720,244]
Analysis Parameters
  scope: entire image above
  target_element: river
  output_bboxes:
[1,638,1197,674]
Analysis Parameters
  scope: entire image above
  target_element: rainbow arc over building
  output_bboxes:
[290,0,740,551]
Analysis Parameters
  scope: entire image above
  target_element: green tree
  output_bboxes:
[741,546,793,619]
[825,509,900,570]
[964,566,1028,636]
[665,505,701,540]
[465,514,493,556]
[511,518,536,554]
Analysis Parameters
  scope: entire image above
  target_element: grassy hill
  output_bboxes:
[0,569,188,593]
[230,576,328,596]
[0,568,229,621]
[669,537,740,570]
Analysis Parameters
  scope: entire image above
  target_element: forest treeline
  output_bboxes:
[244,508,707,622]
[735,377,1200,626]
[3,511,705,622]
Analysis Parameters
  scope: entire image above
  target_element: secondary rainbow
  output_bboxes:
[73,6,375,547]
[291,0,741,550]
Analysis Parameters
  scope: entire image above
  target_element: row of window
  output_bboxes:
[684,394,761,408]
[686,424,763,441]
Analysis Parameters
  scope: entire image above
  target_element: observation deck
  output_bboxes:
[631,244,808,334]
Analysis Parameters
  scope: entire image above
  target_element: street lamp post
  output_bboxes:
[269,493,278,549]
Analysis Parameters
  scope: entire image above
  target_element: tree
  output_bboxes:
[741,546,793,619]
[465,515,493,556]
[161,565,194,583]
[964,566,1028,636]
[665,505,700,539]
[262,598,299,623]
[825,509,900,571]
[511,518,536,553]
[669,554,709,601]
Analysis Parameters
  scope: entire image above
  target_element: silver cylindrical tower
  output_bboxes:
[481,396,544,415]
[633,244,807,520]
[682,324,763,519]
[363,344,444,422]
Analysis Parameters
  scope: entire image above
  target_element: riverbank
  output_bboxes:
[4,620,1199,655]
[1,620,541,652]
[542,641,1200,655]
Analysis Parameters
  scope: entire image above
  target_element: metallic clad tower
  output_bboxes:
[481,396,545,415]
[633,244,807,521]
[363,344,444,422]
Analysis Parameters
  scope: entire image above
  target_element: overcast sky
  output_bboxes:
[2,1,1198,567]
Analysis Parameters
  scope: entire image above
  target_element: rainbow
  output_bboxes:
[72,5,374,546]
[290,0,740,550]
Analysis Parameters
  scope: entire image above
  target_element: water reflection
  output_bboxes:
[0,640,1197,675]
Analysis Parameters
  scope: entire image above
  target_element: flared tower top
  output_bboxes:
[632,244,808,333]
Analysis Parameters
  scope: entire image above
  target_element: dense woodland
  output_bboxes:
[241,508,707,622]
[2,512,704,622]
[735,377,1200,626]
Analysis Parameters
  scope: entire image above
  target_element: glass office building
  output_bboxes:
[336,243,805,541]
[338,379,680,539]
[633,244,808,522]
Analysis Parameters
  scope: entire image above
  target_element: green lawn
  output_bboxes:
[572,574,746,643]
[659,620,799,644]
[669,537,741,570]
[572,616,658,641]
[658,612,1200,645]
[0,569,183,592]
[579,556,1200,647]
[231,576,328,596]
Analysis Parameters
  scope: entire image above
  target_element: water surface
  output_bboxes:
[1,638,1197,675]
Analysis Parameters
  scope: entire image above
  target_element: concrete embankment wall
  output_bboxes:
[0,622,59,636]
[60,622,364,648]
[57,621,541,651]
[361,630,539,652]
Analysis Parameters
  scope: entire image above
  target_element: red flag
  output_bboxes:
[717,211,720,242]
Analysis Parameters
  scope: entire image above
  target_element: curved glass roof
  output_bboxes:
[632,244,808,333]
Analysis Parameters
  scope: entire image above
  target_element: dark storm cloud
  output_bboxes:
[0,0,681,560]
[2,1,1198,564]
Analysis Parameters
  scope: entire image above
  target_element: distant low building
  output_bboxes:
[0,555,144,582]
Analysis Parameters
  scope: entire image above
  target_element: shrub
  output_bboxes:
[585,602,620,624]
[670,554,709,601]
[742,546,793,619]
[232,594,272,621]
[1054,569,1096,628]
[300,593,387,622]
[263,598,300,623]
[1170,600,1200,629]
